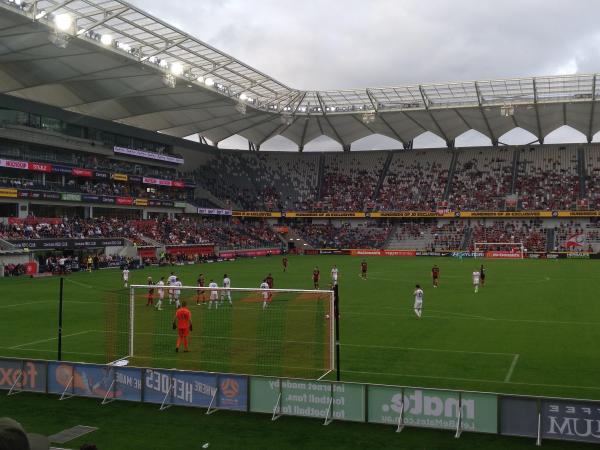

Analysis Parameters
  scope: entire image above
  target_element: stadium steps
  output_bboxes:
[385,229,433,250]
[546,228,555,252]
[442,151,459,200]
[316,154,325,198]
[509,148,519,194]
[285,228,313,250]
[194,186,232,209]
[578,147,586,199]
[382,224,398,248]
[373,152,394,200]
[460,228,472,250]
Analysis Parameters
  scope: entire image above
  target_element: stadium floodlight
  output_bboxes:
[362,111,376,124]
[170,62,184,76]
[239,93,248,101]
[500,105,515,117]
[235,101,247,115]
[204,77,215,87]
[100,34,113,46]
[35,9,47,19]
[197,75,205,83]
[162,73,177,89]
[54,13,73,32]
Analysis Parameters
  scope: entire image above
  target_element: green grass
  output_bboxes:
[2,255,600,449]
[1,256,600,399]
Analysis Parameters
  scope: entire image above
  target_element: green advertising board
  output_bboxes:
[250,377,365,422]
[367,386,497,433]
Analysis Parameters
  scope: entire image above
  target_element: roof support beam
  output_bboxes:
[75,6,129,36]
[257,118,296,146]
[366,88,411,144]
[588,74,597,143]
[532,78,544,144]
[299,117,310,149]
[419,85,452,147]
[316,92,346,148]
[474,82,498,145]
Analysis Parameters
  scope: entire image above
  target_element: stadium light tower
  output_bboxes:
[48,13,74,48]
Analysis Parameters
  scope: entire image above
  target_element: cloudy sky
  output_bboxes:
[131,0,600,151]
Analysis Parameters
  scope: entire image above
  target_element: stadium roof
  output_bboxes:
[1,0,600,149]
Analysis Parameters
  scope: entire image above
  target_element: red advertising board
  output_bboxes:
[485,251,522,259]
[1,159,28,169]
[350,249,417,257]
[27,162,52,172]
[138,247,157,258]
[115,197,134,206]
[166,245,214,256]
[72,168,93,177]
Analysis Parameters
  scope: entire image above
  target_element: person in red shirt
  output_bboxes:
[282,257,288,272]
[146,277,154,306]
[313,267,320,289]
[431,265,440,287]
[265,273,274,302]
[173,301,192,352]
[361,260,368,280]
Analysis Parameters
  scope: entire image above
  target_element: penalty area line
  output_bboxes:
[9,330,91,349]
[504,354,520,383]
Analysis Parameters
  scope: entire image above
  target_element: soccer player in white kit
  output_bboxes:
[260,279,270,309]
[155,276,165,310]
[413,284,424,318]
[173,277,182,308]
[472,270,481,293]
[167,272,177,304]
[331,265,339,285]
[221,274,232,306]
[122,268,129,288]
[208,280,219,309]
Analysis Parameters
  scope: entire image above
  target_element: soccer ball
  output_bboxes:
[325,314,330,319]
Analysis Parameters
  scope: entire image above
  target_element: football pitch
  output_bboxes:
[1,255,599,400]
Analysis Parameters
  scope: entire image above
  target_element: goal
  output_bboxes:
[474,242,525,259]
[110,285,335,380]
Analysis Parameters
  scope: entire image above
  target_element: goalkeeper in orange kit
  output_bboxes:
[173,301,192,352]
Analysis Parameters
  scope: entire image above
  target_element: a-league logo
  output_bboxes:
[220,378,239,398]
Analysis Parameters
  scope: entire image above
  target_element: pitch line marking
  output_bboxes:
[504,354,520,383]
[9,330,91,349]
[64,278,95,289]
[342,369,600,391]
[341,343,514,357]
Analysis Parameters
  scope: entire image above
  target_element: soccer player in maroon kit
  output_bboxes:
[265,273,274,303]
[196,273,206,305]
[432,265,440,287]
[361,260,368,280]
[313,266,320,289]
[282,256,288,272]
[146,277,154,306]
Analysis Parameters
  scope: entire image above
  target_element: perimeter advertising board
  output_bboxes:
[250,378,365,422]
[367,386,497,433]
[542,399,600,444]
[0,359,46,393]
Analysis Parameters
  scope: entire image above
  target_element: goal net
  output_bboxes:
[474,242,525,259]
[108,285,334,380]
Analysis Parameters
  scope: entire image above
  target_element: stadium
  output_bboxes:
[0,0,599,449]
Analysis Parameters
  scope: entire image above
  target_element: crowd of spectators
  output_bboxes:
[295,222,391,249]
[447,148,513,210]
[129,217,281,249]
[469,219,547,252]
[0,217,148,245]
[515,147,579,210]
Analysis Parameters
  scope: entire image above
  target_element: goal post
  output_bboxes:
[123,285,335,380]
[474,242,525,259]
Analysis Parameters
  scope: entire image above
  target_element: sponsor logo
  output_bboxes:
[114,146,184,164]
[566,252,590,259]
[0,362,39,389]
[220,378,239,398]
[485,251,522,259]
[27,162,52,172]
[72,168,93,177]
[451,251,484,258]
[1,159,28,169]
[544,402,600,443]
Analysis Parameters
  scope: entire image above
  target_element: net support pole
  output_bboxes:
[129,286,135,358]
[334,284,341,382]
[58,277,64,361]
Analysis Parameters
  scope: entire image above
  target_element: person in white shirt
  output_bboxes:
[167,272,177,304]
[331,265,339,285]
[221,274,232,306]
[472,271,481,293]
[122,268,129,288]
[155,276,165,310]
[413,284,424,319]
[208,280,219,309]
[260,279,270,309]
[173,277,182,308]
